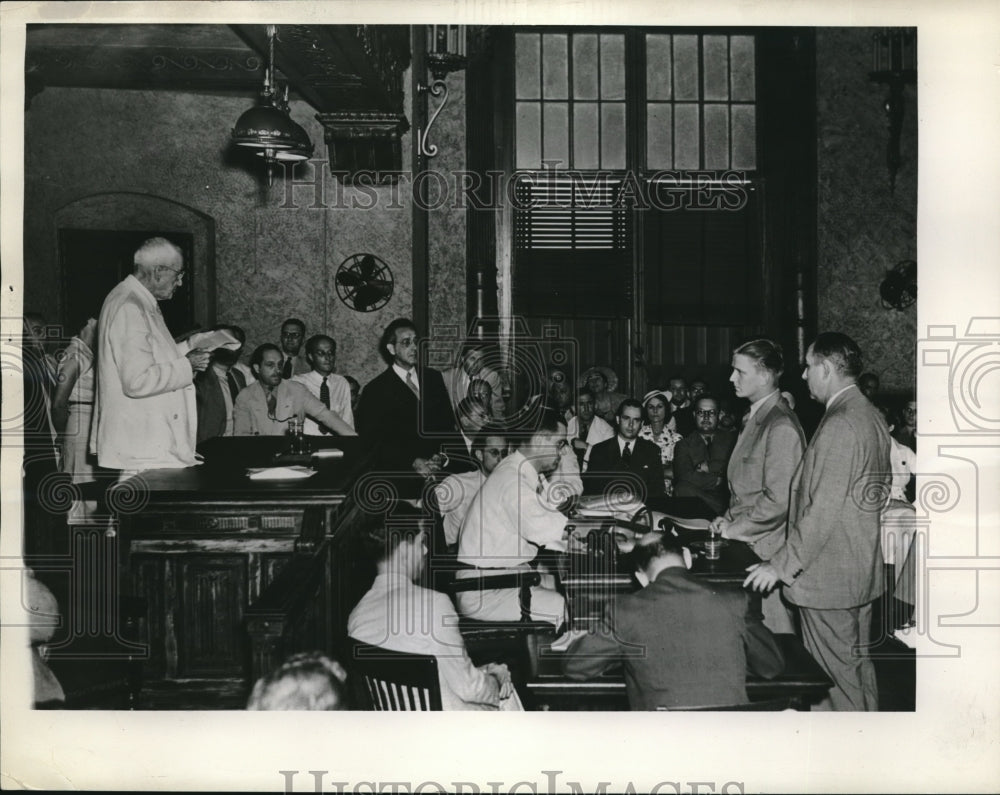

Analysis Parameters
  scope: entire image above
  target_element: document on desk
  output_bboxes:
[574,494,645,518]
[246,466,317,481]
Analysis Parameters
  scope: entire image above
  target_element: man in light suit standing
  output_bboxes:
[711,339,805,634]
[745,332,891,710]
[92,237,210,475]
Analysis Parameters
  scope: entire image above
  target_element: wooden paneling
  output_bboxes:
[176,556,248,678]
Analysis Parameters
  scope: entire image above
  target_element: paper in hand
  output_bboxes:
[186,328,241,352]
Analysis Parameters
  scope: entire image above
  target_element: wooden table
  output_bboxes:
[114,436,375,708]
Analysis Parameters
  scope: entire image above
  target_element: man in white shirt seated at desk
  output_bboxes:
[348,506,520,711]
[455,410,573,627]
[291,334,354,435]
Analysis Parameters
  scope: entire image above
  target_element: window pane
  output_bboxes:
[574,102,600,169]
[731,104,756,170]
[646,34,672,100]
[673,35,699,100]
[600,34,625,100]
[573,34,599,99]
[516,102,541,169]
[703,35,729,101]
[601,103,626,169]
[730,36,755,101]
[647,103,673,170]
[704,104,729,169]
[542,34,568,99]
[515,33,540,99]
[543,102,569,168]
[674,103,700,169]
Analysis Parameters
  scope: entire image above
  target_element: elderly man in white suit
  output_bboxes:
[91,237,210,475]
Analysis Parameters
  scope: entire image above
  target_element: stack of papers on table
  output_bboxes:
[574,494,645,518]
[246,466,317,481]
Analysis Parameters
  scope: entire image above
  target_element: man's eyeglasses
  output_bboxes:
[484,448,507,458]
[695,410,718,417]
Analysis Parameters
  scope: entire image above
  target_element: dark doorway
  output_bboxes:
[58,229,196,338]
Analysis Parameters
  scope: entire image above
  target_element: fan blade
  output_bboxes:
[337,271,364,288]
[359,255,379,280]
[353,285,383,311]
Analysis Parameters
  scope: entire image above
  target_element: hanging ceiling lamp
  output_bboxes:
[231,25,313,185]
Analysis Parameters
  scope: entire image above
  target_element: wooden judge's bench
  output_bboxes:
[114,436,377,709]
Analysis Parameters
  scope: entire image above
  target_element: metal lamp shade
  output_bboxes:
[231,103,311,155]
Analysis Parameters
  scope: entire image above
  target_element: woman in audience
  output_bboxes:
[638,389,683,495]
[52,315,98,524]
[581,366,625,424]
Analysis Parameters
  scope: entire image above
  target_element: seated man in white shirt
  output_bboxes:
[455,410,571,626]
[292,334,354,435]
[434,427,508,549]
[567,387,614,472]
[348,505,520,711]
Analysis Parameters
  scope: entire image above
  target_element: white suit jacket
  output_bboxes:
[91,275,197,471]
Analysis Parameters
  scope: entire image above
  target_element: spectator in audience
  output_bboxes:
[672,395,736,515]
[52,315,99,524]
[434,426,509,548]
[468,378,495,417]
[581,366,626,424]
[858,372,880,401]
[246,651,348,711]
[547,377,575,423]
[893,396,916,452]
[194,325,247,444]
[355,319,465,484]
[711,338,805,634]
[562,533,784,710]
[292,334,354,436]
[667,375,696,437]
[279,317,311,378]
[567,387,614,472]
[717,398,739,432]
[344,375,361,413]
[349,506,521,710]
[586,398,665,500]
[455,397,490,453]
[456,410,571,626]
[689,378,709,403]
[744,332,891,710]
[637,390,683,494]
[442,340,505,419]
[233,344,356,437]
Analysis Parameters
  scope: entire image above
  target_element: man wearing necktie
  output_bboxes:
[585,398,665,500]
[194,325,248,444]
[292,334,354,436]
[672,395,737,515]
[355,318,466,487]
[279,318,310,379]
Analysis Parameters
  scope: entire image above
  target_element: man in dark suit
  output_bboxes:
[586,398,665,500]
[563,534,784,709]
[745,332,891,711]
[673,395,736,514]
[667,375,696,437]
[194,325,247,444]
[355,318,465,484]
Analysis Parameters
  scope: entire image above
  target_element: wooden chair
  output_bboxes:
[345,639,442,711]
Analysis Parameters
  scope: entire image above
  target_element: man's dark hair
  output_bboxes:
[360,503,430,563]
[668,374,687,386]
[305,334,336,357]
[577,386,596,402]
[858,372,880,391]
[458,339,487,362]
[693,394,719,412]
[734,338,784,377]
[810,332,863,378]
[616,397,644,419]
[379,318,417,362]
[471,424,507,456]
[629,534,686,572]
[250,342,281,368]
[511,408,566,450]
[281,318,306,334]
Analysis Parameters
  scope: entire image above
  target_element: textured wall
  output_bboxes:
[815,28,917,393]
[23,80,424,388]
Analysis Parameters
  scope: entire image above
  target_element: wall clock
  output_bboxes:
[335,253,394,312]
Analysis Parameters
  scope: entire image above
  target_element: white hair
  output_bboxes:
[133,237,182,275]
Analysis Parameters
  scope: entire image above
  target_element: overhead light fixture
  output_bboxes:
[231,25,313,185]
[416,25,467,159]
[869,29,916,194]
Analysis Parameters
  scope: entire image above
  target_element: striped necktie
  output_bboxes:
[319,376,330,408]
[405,371,420,396]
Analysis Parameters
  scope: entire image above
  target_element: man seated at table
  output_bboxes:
[672,395,736,515]
[455,410,571,626]
[434,426,509,549]
[291,334,354,436]
[585,399,665,500]
[233,343,356,437]
[562,534,785,710]
[348,506,521,711]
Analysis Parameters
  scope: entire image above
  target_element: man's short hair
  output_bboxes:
[281,317,306,334]
[694,394,718,412]
[577,386,595,402]
[360,503,429,563]
[133,237,182,273]
[305,334,336,357]
[458,339,487,362]
[733,338,785,377]
[250,342,281,368]
[471,424,507,455]
[616,397,644,418]
[629,534,686,572]
[810,332,863,378]
[668,374,687,386]
[379,318,417,360]
[246,651,348,711]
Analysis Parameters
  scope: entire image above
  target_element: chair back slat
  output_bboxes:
[346,639,443,711]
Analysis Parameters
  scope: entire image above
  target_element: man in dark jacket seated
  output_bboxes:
[585,398,665,501]
[672,395,737,515]
[562,534,784,710]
